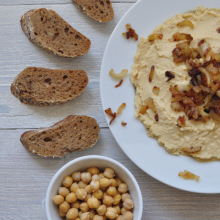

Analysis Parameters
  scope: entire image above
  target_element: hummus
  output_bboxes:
[130,7,220,160]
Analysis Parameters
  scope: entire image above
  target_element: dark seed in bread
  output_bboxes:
[21,8,91,58]
[72,0,114,22]
[11,67,88,106]
[20,115,100,157]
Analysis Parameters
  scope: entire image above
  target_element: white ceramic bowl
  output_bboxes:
[46,155,143,220]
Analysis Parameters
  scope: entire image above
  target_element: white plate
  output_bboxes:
[100,0,220,193]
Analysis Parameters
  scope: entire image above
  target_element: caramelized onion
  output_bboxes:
[177,116,186,127]
[178,170,200,181]
[198,67,211,87]
[197,39,211,57]
[145,97,156,113]
[148,34,163,42]
[182,146,201,153]
[109,69,128,78]
[139,105,148,114]
[209,52,220,62]
[152,86,160,95]
[177,19,194,28]
[149,66,155,82]
[172,32,193,41]
[117,103,126,115]
[173,41,191,63]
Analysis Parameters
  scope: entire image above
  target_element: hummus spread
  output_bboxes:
[130,7,220,160]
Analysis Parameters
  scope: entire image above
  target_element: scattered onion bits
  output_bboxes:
[109,69,128,79]
[178,170,200,181]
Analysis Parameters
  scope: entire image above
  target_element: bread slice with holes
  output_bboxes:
[20,115,100,157]
[21,8,91,58]
[72,0,114,22]
[11,67,88,106]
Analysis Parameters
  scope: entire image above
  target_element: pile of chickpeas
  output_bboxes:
[53,167,134,220]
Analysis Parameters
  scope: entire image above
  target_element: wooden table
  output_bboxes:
[1,0,220,219]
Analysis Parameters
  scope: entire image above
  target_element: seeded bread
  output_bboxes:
[72,0,114,22]
[20,115,100,157]
[21,8,91,58]
[11,67,88,106]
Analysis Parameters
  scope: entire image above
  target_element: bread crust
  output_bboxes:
[20,115,100,157]
[21,8,91,58]
[72,0,114,22]
[11,67,88,106]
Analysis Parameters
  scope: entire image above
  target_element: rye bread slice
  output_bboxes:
[20,115,100,157]
[20,8,91,58]
[72,0,114,22]
[11,67,88,106]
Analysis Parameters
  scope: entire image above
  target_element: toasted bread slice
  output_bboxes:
[72,0,114,22]
[21,8,91,58]
[11,67,88,106]
[20,115,100,157]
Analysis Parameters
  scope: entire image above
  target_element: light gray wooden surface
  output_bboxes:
[0,1,220,220]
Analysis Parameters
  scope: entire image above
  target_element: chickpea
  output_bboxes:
[79,181,87,189]
[99,173,105,178]
[87,167,100,175]
[100,178,111,188]
[122,193,131,202]
[118,183,128,193]
[87,196,99,209]
[53,195,64,205]
[66,192,77,203]
[80,202,89,213]
[63,176,73,188]
[109,179,117,187]
[71,201,80,209]
[93,215,103,220]
[70,182,79,193]
[93,189,103,200]
[122,211,134,220]
[100,187,107,191]
[76,188,87,200]
[123,198,134,210]
[72,172,81,182]
[103,195,114,206]
[75,218,80,220]
[96,204,107,216]
[81,172,92,184]
[104,168,115,179]
[92,174,101,181]
[59,187,70,197]
[81,212,90,220]
[113,194,121,205]
[84,193,92,202]
[116,215,123,220]
[121,207,129,215]
[113,205,121,215]
[90,180,100,192]
[59,201,70,213]
[115,178,122,188]
[79,211,82,217]
[58,210,66,217]
[85,185,92,194]
[105,207,118,219]
[107,186,117,197]
[66,208,79,219]
[88,209,95,220]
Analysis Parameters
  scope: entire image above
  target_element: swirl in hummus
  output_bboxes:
[130,7,220,160]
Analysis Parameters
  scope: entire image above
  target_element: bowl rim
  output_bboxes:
[45,155,143,220]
